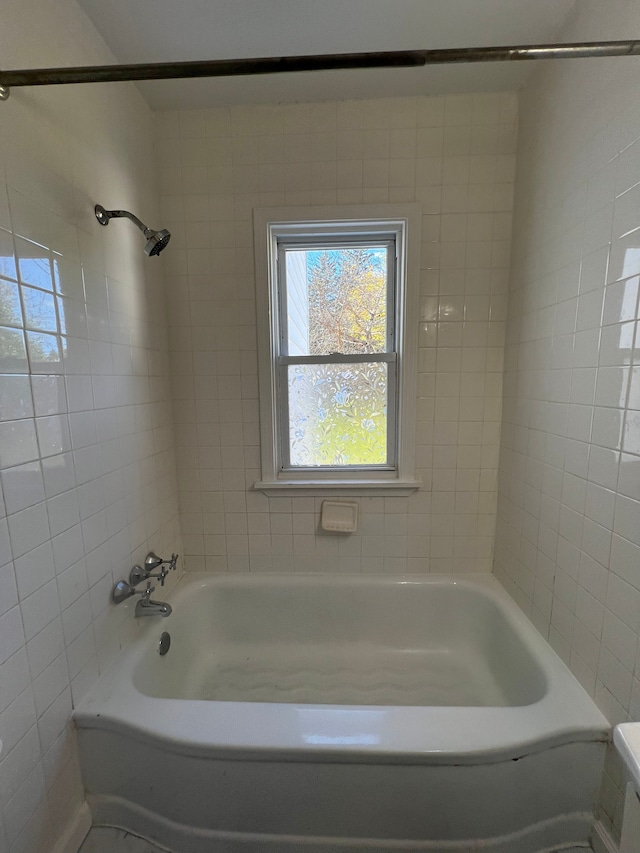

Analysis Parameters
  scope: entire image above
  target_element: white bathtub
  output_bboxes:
[74,574,608,853]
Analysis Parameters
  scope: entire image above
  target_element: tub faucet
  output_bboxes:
[112,579,172,617]
[135,582,172,618]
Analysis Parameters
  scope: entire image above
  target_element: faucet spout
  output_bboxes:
[134,581,172,617]
[135,597,172,617]
[112,576,174,617]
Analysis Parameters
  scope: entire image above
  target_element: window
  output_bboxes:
[254,204,421,495]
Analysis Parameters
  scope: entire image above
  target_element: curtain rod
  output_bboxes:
[1,40,639,101]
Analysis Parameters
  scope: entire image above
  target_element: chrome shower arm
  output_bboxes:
[96,206,148,234]
[106,209,148,233]
[94,204,171,256]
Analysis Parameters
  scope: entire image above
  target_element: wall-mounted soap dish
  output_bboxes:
[320,500,358,533]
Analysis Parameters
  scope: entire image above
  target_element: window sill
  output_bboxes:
[253,479,423,497]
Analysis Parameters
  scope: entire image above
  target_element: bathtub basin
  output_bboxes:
[74,573,608,852]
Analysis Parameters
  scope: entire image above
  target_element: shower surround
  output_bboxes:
[494,0,640,840]
[0,2,182,852]
[159,93,517,575]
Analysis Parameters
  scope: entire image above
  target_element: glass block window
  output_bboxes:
[254,206,420,494]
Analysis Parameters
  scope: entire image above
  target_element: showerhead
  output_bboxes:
[94,205,171,257]
[144,229,171,257]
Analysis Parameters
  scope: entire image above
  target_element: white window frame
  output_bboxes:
[253,204,421,496]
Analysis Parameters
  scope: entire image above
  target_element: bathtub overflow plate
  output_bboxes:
[158,631,171,656]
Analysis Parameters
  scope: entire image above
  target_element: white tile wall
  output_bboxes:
[158,93,517,575]
[494,0,640,840]
[0,2,181,851]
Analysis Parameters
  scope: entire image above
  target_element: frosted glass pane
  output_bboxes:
[288,363,388,467]
[285,246,388,356]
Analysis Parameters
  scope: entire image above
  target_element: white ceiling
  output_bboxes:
[76,0,578,111]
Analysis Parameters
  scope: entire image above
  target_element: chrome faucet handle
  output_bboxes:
[130,564,167,587]
[113,580,136,604]
[141,580,155,599]
[113,579,156,604]
[145,551,163,571]
[130,565,146,586]
[144,551,179,574]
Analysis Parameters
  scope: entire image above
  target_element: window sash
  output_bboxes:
[277,356,398,473]
[276,238,398,473]
[276,238,396,359]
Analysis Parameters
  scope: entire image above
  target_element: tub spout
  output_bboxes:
[136,597,172,617]
[134,582,172,617]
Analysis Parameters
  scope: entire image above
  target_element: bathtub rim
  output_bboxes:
[73,572,609,765]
